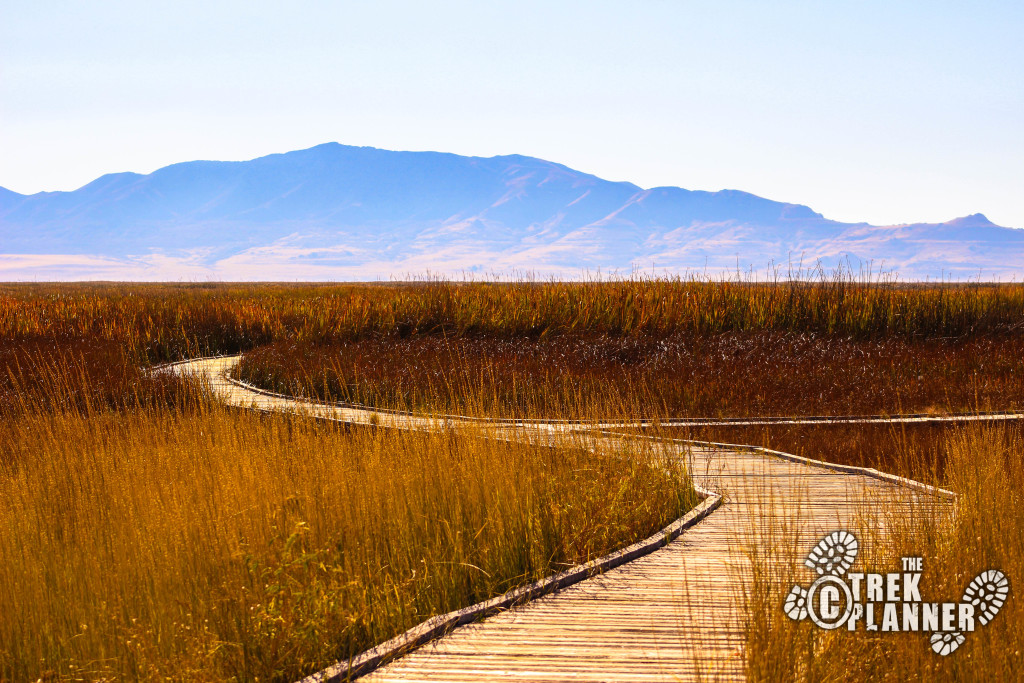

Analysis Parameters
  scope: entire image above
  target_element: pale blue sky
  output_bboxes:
[2,1,1022,227]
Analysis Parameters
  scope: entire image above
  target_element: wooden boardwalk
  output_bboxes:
[170,356,953,682]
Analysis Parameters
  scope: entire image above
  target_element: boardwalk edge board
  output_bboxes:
[226,373,1024,429]
[156,354,1024,430]
[693,438,956,500]
[297,489,724,683]
[602,430,957,501]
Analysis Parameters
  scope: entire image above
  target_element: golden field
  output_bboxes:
[2,275,1021,681]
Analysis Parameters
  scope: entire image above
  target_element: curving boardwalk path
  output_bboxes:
[170,357,955,682]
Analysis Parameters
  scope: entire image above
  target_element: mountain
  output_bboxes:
[0,143,1020,280]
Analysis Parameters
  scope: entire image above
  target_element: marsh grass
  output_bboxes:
[741,424,1023,681]
[0,397,694,681]
[0,298,697,682]
[8,276,1024,419]
[235,333,1024,420]
[4,276,1023,680]
[0,337,189,415]
[5,275,1024,363]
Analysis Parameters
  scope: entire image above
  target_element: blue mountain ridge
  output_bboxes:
[0,142,1019,279]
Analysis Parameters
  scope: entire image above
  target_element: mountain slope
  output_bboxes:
[0,143,1020,280]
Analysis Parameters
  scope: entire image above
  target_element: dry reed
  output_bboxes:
[741,424,1023,681]
[0,397,693,681]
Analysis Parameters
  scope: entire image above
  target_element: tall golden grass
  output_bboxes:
[235,333,1024,420]
[0,303,696,681]
[4,275,1024,363]
[0,396,693,681]
[3,277,1022,680]
[742,424,1023,681]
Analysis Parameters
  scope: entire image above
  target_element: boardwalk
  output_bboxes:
[170,356,953,682]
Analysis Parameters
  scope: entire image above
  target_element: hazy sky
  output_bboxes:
[2,1,1022,227]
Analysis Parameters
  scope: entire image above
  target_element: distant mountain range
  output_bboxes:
[1,143,1020,280]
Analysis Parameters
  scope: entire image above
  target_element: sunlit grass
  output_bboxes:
[3,275,1021,680]
[234,332,1024,420]
[4,274,1024,364]
[0,285,699,681]
[741,424,1023,681]
[0,395,694,681]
